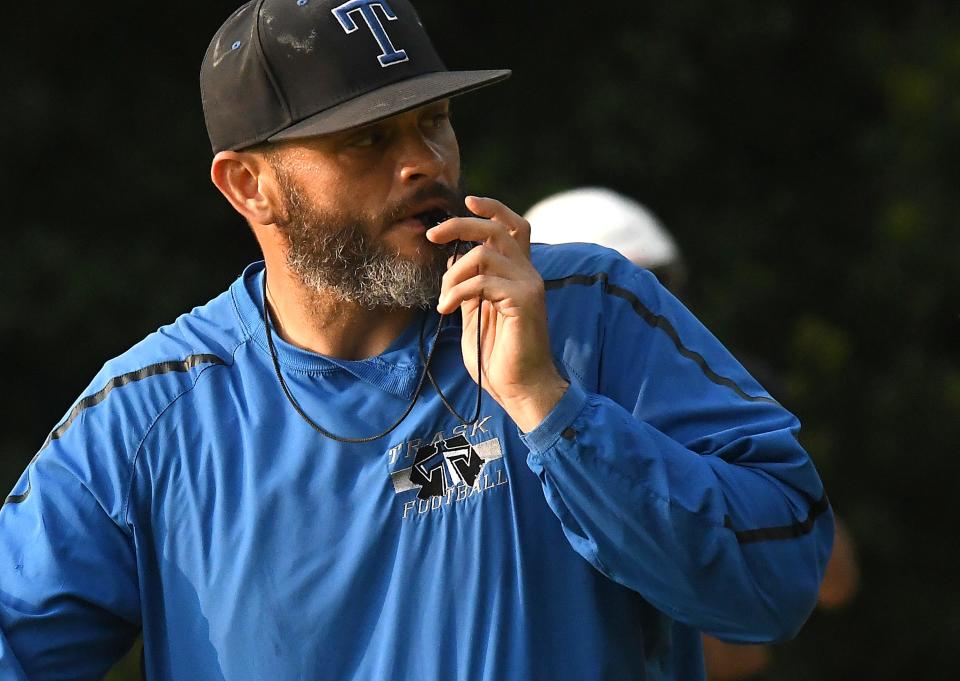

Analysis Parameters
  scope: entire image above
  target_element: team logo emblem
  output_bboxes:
[331,0,410,67]
[387,426,508,520]
[409,435,483,500]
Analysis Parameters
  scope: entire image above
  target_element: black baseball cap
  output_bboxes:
[201,0,510,153]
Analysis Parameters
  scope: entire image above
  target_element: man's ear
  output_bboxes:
[210,151,282,227]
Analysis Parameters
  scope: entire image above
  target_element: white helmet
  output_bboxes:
[525,187,680,271]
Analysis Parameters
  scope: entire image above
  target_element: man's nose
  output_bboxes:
[397,131,446,184]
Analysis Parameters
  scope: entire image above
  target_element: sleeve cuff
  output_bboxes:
[519,380,589,456]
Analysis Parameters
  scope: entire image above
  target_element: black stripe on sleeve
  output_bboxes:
[725,495,831,544]
[543,273,777,405]
[43,354,227,448]
[3,354,226,507]
[4,483,31,506]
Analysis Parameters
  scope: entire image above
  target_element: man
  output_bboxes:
[0,1,833,679]
[527,187,860,681]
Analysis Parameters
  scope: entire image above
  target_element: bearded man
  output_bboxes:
[0,1,833,680]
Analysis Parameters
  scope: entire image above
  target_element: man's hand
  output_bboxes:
[426,195,568,432]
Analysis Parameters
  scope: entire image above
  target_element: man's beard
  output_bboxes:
[273,168,465,310]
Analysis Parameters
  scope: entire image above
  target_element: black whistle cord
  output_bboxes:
[262,240,483,444]
[417,305,482,426]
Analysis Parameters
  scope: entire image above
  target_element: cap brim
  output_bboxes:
[268,69,510,142]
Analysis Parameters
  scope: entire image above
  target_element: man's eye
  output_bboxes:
[349,131,381,148]
[427,112,449,129]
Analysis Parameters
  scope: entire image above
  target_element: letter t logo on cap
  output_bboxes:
[332,0,410,67]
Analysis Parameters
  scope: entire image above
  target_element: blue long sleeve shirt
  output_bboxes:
[0,244,833,680]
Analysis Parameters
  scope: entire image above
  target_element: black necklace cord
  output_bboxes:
[262,237,482,442]
[417,293,483,427]
[262,273,443,443]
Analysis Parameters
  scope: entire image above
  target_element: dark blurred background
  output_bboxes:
[2,1,958,679]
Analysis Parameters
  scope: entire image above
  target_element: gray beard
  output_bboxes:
[274,168,457,310]
[285,225,448,310]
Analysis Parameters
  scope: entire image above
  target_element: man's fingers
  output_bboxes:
[465,195,531,255]
[442,245,517,292]
[427,195,532,257]
[437,274,532,315]
[463,195,512,219]
[427,217,522,257]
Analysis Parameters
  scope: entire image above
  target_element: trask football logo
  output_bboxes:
[388,430,508,520]
[410,435,483,500]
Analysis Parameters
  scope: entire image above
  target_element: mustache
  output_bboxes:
[381,182,469,227]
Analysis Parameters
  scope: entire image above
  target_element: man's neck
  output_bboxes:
[264,266,419,360]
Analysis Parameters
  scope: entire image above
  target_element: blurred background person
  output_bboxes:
[526,187,861,681]
[527,188,688,295]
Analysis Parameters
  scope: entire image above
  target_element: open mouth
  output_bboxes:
[412,209,451,229]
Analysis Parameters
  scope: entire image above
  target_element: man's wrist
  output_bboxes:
[501,377,570,433]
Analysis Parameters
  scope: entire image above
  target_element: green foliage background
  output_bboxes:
[2,1,957,679]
